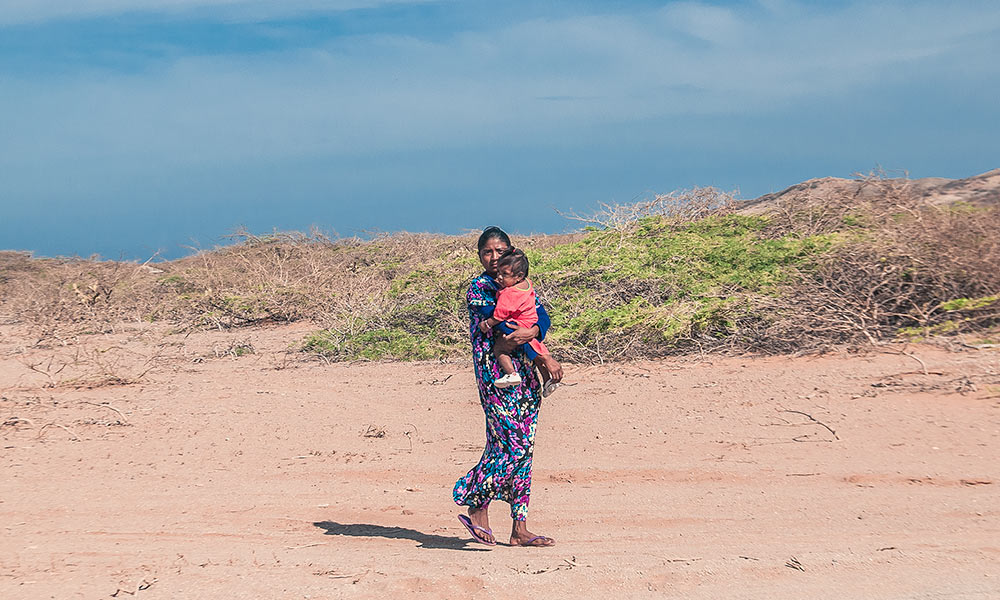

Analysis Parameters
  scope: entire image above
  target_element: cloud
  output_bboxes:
[0,0,433,25]
[1,0,998,169]
[3,0,999,259]
[657,1,744,45]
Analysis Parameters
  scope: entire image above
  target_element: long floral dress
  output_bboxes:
[453,273,542,521]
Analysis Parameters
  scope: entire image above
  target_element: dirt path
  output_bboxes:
[2,324,999,599]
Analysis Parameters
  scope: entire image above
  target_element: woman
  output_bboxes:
[453,226,563,547]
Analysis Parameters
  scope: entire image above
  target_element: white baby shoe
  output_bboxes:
[495,373,522,388]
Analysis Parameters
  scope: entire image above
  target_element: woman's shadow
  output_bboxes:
[313,521,489,551]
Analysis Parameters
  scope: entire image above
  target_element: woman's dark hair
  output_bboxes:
[477,226,511,253]
[497,247,529,278]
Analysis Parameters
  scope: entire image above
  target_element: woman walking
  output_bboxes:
[453,226,562,547]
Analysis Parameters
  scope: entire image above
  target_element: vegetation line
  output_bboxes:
[2,174,997,362]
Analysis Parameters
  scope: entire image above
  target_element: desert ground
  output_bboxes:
[2,322,998,599]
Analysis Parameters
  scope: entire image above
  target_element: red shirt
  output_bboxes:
[493,278,539,329]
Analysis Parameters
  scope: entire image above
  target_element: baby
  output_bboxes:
[478,248,560,396]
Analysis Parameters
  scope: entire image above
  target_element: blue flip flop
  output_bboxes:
[457,514,496,546]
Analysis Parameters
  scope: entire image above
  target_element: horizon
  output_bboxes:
[4,166,997,263]
[2,0,999,260]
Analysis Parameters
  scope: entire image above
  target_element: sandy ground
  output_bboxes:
[2,323,999,599]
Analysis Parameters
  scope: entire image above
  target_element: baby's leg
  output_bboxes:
[529,340,557,384]
[493,346,516,375]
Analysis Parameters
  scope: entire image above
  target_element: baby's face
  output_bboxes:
[495,264,522,288]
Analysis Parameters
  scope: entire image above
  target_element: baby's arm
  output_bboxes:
[478,315,501,333]
[492,294,514,322]
[474,298,514,335]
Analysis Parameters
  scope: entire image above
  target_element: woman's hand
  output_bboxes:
[502,324,539,346]
[478,320,492,334]
[538,354,563,383]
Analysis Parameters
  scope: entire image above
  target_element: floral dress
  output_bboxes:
[453,273,542,521]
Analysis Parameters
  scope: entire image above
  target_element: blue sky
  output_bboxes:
[1,0,998,259]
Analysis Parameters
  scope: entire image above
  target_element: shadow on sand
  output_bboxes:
[313,521,488,551]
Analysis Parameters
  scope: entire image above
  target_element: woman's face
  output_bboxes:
[478,236,510,277]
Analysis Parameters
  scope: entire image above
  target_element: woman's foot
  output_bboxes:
[510,522,555,547]
[466,507,495,545]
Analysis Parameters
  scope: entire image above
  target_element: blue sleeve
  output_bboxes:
[535,304,551,341]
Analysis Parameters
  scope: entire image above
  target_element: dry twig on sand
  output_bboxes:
[285,542,326,550]
[779,409,840,441]
[80,401,129,424]
[2,416,35,428]
[509,556,586,575]
[362,424,386,438]
[110,578,157,597]
[881,346,930,376]
[36,422,80,441]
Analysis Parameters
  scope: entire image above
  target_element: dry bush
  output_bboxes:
[4,176,994,362]
[760,170,918,238]
[211,338,256,359]
[560,187,740,238]
[303,231,476,357]
[0,227,492,362]
[0,251,167,344]
[761,175,1000,351]
[0,229,472,338]
[535,272,677,362]
[17,344,162,389]
[166,228,348,328]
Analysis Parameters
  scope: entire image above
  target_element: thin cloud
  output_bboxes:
[2,1,999,165]
[0,0,434,25]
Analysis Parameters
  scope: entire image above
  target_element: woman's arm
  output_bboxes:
[499,323,540,346]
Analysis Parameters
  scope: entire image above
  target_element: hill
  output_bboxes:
[738,168,1000,215]
[1,170,998,362]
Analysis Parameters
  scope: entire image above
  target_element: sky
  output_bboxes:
[1,0,998,260]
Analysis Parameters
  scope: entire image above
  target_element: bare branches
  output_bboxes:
[15,345,162,389]
[559,187,741,248]
[761,172,1000,352]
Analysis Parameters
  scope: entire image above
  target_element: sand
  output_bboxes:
[2,323,998,599]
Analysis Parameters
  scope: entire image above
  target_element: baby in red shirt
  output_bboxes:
[478,248,560,395]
